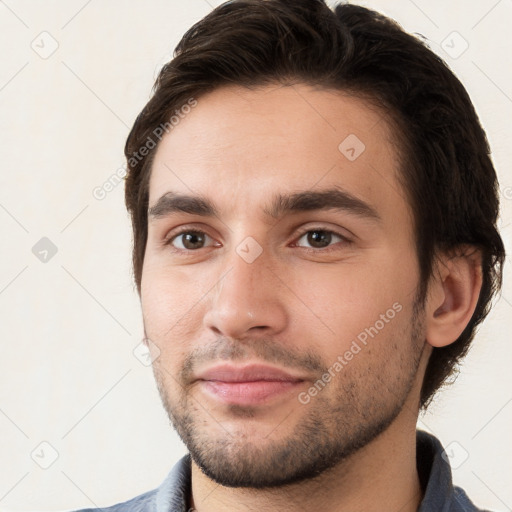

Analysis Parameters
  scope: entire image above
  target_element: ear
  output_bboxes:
[425,246,483,348]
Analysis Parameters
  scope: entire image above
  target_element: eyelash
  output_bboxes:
[163,225,352,254]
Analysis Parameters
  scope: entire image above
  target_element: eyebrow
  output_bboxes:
[264,188,380,222]
[148,192,217,219]
[147,188,381,223]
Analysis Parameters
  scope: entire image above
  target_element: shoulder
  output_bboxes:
[448,486,493,512]
[68,454,191,512]
[70,488,157,512]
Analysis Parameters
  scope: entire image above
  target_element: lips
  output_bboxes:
[195,364,306,405]
[196,364,305,383]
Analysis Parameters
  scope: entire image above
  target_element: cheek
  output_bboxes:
[286,256,416,352]
[141,263,205,344]
[141,269,198,382]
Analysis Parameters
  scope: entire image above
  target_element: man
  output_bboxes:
[77,0,505,510]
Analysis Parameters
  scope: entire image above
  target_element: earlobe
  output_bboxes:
[425,247,483,348]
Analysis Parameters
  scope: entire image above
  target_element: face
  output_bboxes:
[141,83,426,488]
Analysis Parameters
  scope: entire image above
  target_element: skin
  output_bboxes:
[140,83,482,512]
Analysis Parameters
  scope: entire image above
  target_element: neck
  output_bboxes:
[189,410,423,512]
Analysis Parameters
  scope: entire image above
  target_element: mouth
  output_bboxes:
[195,363,306,405]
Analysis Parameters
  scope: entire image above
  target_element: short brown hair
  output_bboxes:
[124,0,505,409]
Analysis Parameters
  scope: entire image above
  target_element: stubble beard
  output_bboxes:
[151,300,426,489]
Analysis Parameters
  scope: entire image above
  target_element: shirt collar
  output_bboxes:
[416,429,479,511]
[155,453,191,512]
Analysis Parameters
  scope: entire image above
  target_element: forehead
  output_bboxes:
[147,83,410,228]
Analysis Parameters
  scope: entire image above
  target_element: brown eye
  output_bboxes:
[296,230,343,249]
[307,230,332,248]
[170,230,211,250]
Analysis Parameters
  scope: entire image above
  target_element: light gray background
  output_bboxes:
[0,1,511,511]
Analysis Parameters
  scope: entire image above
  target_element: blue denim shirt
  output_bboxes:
[73,430,490,512]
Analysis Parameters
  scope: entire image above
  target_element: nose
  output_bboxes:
[203,245,288,340]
